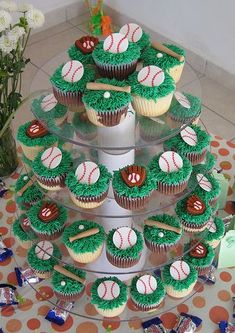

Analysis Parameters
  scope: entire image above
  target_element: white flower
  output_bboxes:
[7,26,25,42]
[25,8,44,28]
[0,34,16,53]
[0,9,12,32]
[0,1,17,12]
[17,2,33,13]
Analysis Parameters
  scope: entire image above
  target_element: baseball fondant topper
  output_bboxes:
[75,35,99,54]
[189,240,207,258]
[136,274,157,294]
[75,161,100,185]
[26,120,48,138]
[38,202,59,222]
[97,280,120,300]
[186,195,205,215]
[174,92,191,109]
[180,126,198,146]
[170,260,190,281]
[103,33,129,53]
[41,147,62,169]
[138,65,165,87]
[35,240,53,260]
[206,218,217,233]
[196,174,212,192]
[21,216,31,232]
[158,151,183,173]
[120,165,146,187]
[113,227,137,250]
[41,94,58,112]
[119,23,143,42]
[62,60,84,83]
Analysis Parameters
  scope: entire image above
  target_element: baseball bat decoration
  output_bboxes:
[152,41,185,62]
[144,220,182,234]
[103,33,129,53]
[54,265,86,284]
[86,82,131,93]
[69,228,100,242]
[17,175,36,196]
[138,65,165,87]
[121,165,146,187]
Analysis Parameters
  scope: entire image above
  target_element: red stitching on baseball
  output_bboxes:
[71,65,83,83]
[111,282,116,299]
[106,34,114,51]
[41,147,54,162]
[171,265,181,280]
[131,26,140,42]
[117,34,127,53]
[139,66,150,83]
[62,60,73,78]
[101,282,107,299]
[151,69,163,86]
[183,127,196,136]
[43,95,54,103]
[88,166,98,185]
[127,229,133,247]
[161,155,170,172]
[172,152,180,170]
[48,153,62,168]
[116,229,123,249]
[43,101,56,110]
[78,162,86,181]
[177,94,189,105]
[149,275,155,292]
[180,260,188,277]
[123,23,130,38]
[181,135,197,144]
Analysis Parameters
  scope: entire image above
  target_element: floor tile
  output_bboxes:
[41,51,68,76]
[177,64,203,89]
[177,77,203,98]
[68,12,90,27]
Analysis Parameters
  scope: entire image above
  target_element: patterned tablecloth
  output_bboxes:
[1,136,234,333]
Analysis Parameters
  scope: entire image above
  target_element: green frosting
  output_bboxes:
[128,70,175,101]
[13,214,37,241]
[52,264,86,295]
[32,148,72,178]
[136,31,151,52]
[82,78,132,112]
[162,261,198,291]
[50,64,95,93]
[130,275,165,306]
[62,220,105,254]
[68,44,94,65]
[65,164,111,197]
[193,152,216,174]
[27,242,61,272]
[169,93,201,121]
[17,121,58,147]
[184,242,215,268]
[91,276,127,310]
[32,95,67,121]
[191,173,221,202]
[164,124,211,154]
[143,44,185,69]
[198,216,225,242]
[112,165,155,198]
[28,200,67,235]
[15,173,43,204]
[22,154,32,168]
[106,227,143,260]
[149,152,192,185]
[92,41,140,65]
[144,214,182,245]
[72,112,96,135]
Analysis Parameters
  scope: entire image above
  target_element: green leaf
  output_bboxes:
[0,71,8,78]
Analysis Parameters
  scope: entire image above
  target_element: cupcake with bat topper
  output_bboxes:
[164,124,211,165]
[13,214,37,249]
[62,220,105,263]
[65,161,111,209]
[92,32,140,80]
[27,200,67,240]
[32,146,72,191]
[106,226,144,268]
[149,151,192,195]
[112,164,155,210]
[83,78,132,127]
[198,216,225,249]
[191,173,221,206]
[128,64,175,117]
[68,36,99,65]
[50,60,95,112]
[162,259,198,298]
[130,274,166,311]
[91,276,128,317]
[17,119,58,161]
[72,112,97,141]
[27,240,61,279]
[119,23,150,55]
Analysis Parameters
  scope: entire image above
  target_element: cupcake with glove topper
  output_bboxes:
[119,23,150,55]
[68,36,99,65]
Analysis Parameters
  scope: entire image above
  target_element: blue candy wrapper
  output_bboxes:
[219,321,235,333]
[232,296,235,318]
[15,267,41,287]
[0,178,8,198]
[0,328,4,333]
[45,300,74,326]
[142,317,167,333]
[0,284,18,307]
[170,312,202,333]
[198,264,216,285]
[0,238,13,262]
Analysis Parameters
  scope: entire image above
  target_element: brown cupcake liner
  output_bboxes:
[185,150,207,166]
[113,190,151,210]
[131,297,162,312]
[33,228,64,241]
[54,288,85,302]
[157,180,188,195]
[94,60,138,80]
[144,238,179,253]
[53,86,83,107]
[106,250,140,268]
[97,106,128,127]
[35,173,67,188]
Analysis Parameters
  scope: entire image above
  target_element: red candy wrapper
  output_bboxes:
[15,266,41,287]
[0,284,18,307]
[142,317,167,333]
[170,313,202,333]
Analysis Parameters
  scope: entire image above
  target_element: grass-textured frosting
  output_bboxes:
[17,121,57,147]
[58,123,75,146]
[130,275,165,306]
[198,216,225,242]
[32,95,67,121]
[32,148,72,178]
[82,78,132,112]
[106,227,143,260]
[52,264,86,295]
[92,41,140,65]
[193,152,216,174]
[128,70,175,100]
[144,214,182,245]
[15,173,43,204]
[191,173,221,202]
[62,220,105,254]
[169,93,201,121]
[65,164,111,197]
[50,64,95,93]
[27,242,61,272]
[136,31,151,52]
[28,200,67,235]
[72,113,96,135]
[164,124,211,154]
[184,242,215,268]
[143,44,185,68]
[68,44,95,64]
[22,154,32,168]
[13,214,37,241]
[112,165,155,198]
[91,276,127,310]
[149,152,192,185]
[162,261,198,291]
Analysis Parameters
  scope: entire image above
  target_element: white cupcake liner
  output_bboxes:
[132,93,174,117]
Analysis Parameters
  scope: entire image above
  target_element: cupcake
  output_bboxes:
[164,125,211,165]
[139,115,170,142]
[184,241,215,275]
[91,276,128,317]
[128,65,175,117]
[66,161,111,209]
[52,264,86,301]
[162,260,198,298]
[198,216,225,249]
[31,93,68,126]
[175,194,212,232]
[50,60,95,112]
[144,214,182,252]
[130,274,166,311]
[15,173,43,210]
[68,36,99,65]
[119,23,150,55]
[27,240,61,279]
[72,112,96,140]
[83,78,132,127]
[62,220,105,263]
[149,151,192,195]
[28,200,67,240]
[112,165,155,210]
[17,120,58,161]
[193,173,221,206]
[32,146,72,191]
[13,214,37,249]
[92,33,140,80]
[106,226,144,268]
[142,43,185,83]
[193,151,216,174]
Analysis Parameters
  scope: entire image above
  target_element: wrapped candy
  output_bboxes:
[15,266,41,287]
[198,264,216,285]
[219,321,235,333]
[0,284,18,307]
[0,178,8,198]
[142,317,167,333]
[233,296,235,318]
[45,300,74,326]
[170,312,202,333]
[0,236,13,262]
